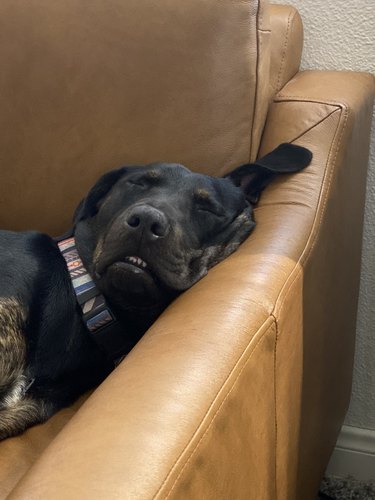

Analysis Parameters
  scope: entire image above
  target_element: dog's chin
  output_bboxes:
[102,261,159,299]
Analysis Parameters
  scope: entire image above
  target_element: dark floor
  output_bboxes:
[318,476,375,500]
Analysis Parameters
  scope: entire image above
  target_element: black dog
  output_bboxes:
[0,143,311,440]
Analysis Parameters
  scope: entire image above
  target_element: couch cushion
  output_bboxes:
[0,0,270,235]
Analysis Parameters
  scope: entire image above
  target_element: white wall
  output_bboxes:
[272,0,375,430]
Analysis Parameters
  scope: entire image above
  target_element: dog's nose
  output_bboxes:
[125,205,169,239]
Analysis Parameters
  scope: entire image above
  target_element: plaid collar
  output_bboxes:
[57,236,127,362]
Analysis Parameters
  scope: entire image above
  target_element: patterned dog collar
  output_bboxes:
[57,237,128,362]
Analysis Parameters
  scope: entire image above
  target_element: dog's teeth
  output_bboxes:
[125,256,147,268]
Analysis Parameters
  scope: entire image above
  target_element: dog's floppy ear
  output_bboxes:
[225,143,312,204]
[73,167,128,223]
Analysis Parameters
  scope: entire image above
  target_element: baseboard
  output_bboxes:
[326,425,375,481]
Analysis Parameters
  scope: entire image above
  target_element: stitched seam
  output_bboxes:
[273,317,278,500]
[288,108,340,143]
[270,270,302,500]
[281,106,348,312]
[154,318,275,500]
[256,200,313,209]
[276,9,294,93]
[256,106,341,214]
[304,105,348,260]
[272,104,349,318]
[275,94,349,108]
[271,269,302,325]
[160,321,274,500]
[248,0,261,162]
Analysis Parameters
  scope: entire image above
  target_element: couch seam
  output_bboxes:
[270,267,302,500]
[304,104,349,259]
[275,94,350,108]
[272,103,349,318]
[273,315,279,500]
[288,108,340,144]
[249,0,261,162]
[154,317,275,500]
[276,8,295,93]
[256,200,315,209]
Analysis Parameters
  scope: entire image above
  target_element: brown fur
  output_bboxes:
[0,395,51,440]
[194,188,210,200]
[0,298,48,439]
[0,298,27,392]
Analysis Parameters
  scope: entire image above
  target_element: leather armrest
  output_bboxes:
[9,265,279,499]
[258,70,375,499]
[9,71,375,500]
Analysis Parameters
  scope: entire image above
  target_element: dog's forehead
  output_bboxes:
[113,162,242,205]
[135,163,232,192]
[144,162,192,180]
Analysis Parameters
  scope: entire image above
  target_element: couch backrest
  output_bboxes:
[0,0,270,234]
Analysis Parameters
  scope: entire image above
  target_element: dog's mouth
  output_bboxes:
[96,255,160,294]
[108,255,152,279]
[95,255,150,277]
[119,255,148,271]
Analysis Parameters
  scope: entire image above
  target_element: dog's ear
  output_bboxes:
[225,143,312,204]
[73,167,128,223]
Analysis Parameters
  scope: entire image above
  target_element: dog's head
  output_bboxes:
[73,143,311,312]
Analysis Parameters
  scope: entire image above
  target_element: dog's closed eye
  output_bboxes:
[193,190,224,216]
[126,171,162,189]
[126,178,148,188]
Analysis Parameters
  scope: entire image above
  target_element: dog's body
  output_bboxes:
[0,144,311,440]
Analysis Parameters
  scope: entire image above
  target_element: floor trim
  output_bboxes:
[326,425,375,481]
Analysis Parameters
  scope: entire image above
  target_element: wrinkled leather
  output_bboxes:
[0,0,270,235]
[1,1,375,499]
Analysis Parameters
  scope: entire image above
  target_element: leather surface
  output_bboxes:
[269,4,303,96]
[8,71,375,500]
[0,0,269,236]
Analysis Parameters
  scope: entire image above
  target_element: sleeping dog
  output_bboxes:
[0,143,311,440]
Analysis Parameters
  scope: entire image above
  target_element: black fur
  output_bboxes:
[0,143,311,439]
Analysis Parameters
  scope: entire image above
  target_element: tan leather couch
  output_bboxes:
[0,1,374,499]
